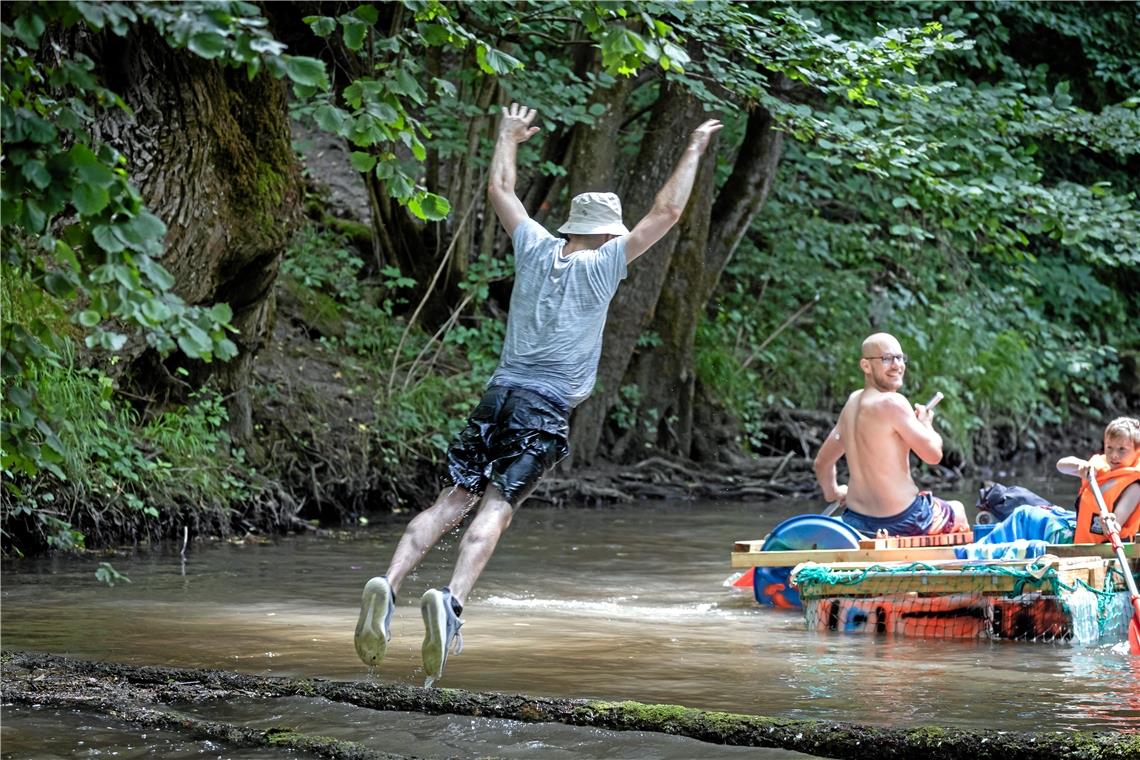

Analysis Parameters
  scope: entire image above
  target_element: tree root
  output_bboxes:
[4,652,1136,760]
[535,454,819,506]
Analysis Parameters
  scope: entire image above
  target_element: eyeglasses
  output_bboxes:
[864,353,908,366]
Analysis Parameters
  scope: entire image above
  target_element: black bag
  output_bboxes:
[975,482,1052,522]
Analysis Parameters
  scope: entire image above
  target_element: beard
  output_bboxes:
[871,368,904,392]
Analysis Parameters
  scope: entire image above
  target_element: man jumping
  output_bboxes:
[354,102,723,681]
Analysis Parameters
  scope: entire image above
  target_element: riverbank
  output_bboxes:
[1,130,1122,560]
[246,267,1106,517]
[0,235,1109,559]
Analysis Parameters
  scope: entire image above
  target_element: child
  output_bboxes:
[970,415,1140,549]
[1057,416,1140,543]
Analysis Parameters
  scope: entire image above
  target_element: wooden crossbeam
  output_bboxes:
[857,532,974,549]
[730,541,1139,569]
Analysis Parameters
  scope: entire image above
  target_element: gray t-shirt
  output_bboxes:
[489,218,628,408]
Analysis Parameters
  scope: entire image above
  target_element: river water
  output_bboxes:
[3,479,1138,758]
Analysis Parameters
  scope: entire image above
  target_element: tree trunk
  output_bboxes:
[569,85,707,466]
[569,84,788,464]
[620,101,787,460]
[612,154,717,461]
[565,78,634,198]
[5,653,1136,760]
[442,67,498,291]
[92,29,302,439]
[705,96,786,297]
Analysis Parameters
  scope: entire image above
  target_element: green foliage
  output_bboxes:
[1,344,254,555]
[95,561,130,587]
[6,0,1138,551]
[283,0,1135,468]
[279,219,501,480]
[282,226,366,302]
[691,1,1137,464]
[611,384,642,432]
[294,3,459,221]
[0,0,329,484]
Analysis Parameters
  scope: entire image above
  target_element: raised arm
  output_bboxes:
[889,395,943,465]
[1056,455,1091,478]
[487,103,540,236]
[625,118,723,263]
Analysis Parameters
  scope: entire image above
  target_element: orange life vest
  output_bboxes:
[1074,451,1140,543]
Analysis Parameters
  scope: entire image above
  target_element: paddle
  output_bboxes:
[1086,470,1140,654]
[821,391,944,517]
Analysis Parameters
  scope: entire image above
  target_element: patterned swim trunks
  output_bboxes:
[841,492,956,537]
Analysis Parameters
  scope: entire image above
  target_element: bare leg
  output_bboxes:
[385,485,478,597]
[446,485,515,606]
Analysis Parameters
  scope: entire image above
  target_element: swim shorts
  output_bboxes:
[446,384,570,506]
[841,492,957,537]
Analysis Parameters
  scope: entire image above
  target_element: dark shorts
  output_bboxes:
[841,492,956,537]
[446,384,570,506]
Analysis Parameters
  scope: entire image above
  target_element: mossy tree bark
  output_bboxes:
[626,98,787,461]
[89,28,303,439]
[5,652,1136,760]
[568,80,788,465]
[568,84,712,466]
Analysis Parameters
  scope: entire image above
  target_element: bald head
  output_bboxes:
[862,332,900,357]
[859,332,906,392]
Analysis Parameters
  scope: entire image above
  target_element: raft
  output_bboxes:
[731,519,1140,643]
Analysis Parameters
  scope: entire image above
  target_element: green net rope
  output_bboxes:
[792,560,1067,595]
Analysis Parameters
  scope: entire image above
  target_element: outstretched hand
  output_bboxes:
[499,102,540,144]
[688,119,723,155]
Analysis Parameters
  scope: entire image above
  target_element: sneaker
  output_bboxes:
[354,576,394,666]
[420,587,463,682]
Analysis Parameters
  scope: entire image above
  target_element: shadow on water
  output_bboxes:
[3,474,1138,755]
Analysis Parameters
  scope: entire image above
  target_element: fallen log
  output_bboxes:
[2,676,406,760]
[4,652,1136,760]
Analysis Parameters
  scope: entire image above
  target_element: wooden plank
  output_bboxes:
[791,557,1105,572]
[857,532,973,549]
[733,539,767,553]
[734,546,957,568]
[730,541,1139,569]
[799,575,1037,598]
[1090,561,1108,591]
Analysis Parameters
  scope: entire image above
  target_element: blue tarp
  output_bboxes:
[954,505,1077,559]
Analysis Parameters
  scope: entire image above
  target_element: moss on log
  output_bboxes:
[2,677,404,760]
[4,651,1136,760]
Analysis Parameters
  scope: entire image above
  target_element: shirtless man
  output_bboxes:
[813,332,968,536]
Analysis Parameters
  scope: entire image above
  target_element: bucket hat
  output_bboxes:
[557,192,629,236]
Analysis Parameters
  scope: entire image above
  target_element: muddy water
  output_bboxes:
[3,479,1138,758]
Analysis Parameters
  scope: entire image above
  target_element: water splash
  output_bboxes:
[483,595,736,620]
